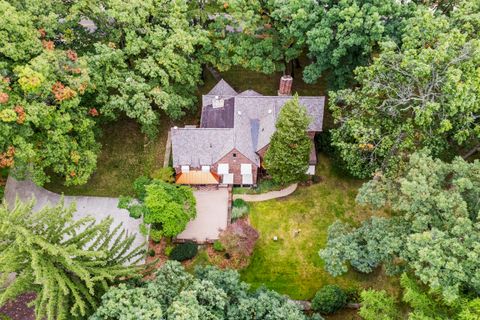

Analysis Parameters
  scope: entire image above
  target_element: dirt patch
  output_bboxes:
[0,292,35,320]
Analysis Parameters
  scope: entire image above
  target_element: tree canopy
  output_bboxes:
[329,7,480,178]
[303,0,414,88]
[119,178,196,241]
[83,0,208,137]
[320,152,480,303]
[90,260,310,320]
[0,200,145,320]
[264,95,311,184]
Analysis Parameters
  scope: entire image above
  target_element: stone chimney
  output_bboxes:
[278,75,293,96]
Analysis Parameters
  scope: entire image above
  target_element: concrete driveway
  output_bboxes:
[4,177,146,251]
[177,188,229,242]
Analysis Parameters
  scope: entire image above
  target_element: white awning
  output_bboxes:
[222,173,234,184]
[217,163,229,175]
[201,165,211,172]
[181,165,190,173]
[306,165,315,175]
[242,174,253,185]
[241,163,252,175]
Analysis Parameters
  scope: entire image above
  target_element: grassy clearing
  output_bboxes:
[239,154,400,301]
[45,118,169,197]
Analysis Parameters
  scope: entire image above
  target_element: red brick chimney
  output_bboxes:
[278,75,293,96]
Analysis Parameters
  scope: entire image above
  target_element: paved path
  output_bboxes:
[4,177,146,251]
[232,183,298,202]
[177,188,229,242]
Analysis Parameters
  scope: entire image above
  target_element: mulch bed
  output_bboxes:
[0,292,35,320]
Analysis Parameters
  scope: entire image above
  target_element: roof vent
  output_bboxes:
[268,109,272,114]
[173,126,178,129]
[237,111,242,115]
[212,96,224,109]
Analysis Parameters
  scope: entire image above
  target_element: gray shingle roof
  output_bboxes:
[171,128,234,167]
[171,80,325,168]
[206,79,237,97]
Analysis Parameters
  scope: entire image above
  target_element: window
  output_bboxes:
[233,153,237,158]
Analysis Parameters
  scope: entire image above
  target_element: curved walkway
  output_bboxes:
[4,177,146,250]
[232,183,298,202]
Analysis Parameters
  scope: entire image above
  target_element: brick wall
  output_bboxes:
[212,149,258,185]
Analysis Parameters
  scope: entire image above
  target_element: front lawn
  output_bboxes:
[240,154,399,301]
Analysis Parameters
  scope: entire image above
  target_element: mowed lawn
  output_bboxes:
[240,154,399,301]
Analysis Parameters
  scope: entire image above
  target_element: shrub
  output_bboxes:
[311,285,347,314]
[219,219,259,268]
[169,242,198,261]
[233,198,247,208]
[232,199,249,220]
[151,167,175,183]
[133,176,152,200]
[213,240,224,252]
[359,289,398,320]
[164,245,174,257]
[231,206,249,220]
[148,249,155,257]
[150,228,163,242]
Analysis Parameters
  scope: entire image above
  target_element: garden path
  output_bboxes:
[232,183,298,202]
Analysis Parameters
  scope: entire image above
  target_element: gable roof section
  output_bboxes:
[171,128,234,167]
[206,79,237,97]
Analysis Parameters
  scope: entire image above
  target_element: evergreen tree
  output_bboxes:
[264,95,311,185]
[0,200,145,320]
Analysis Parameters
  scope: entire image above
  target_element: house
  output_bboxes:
[171,76,325,186]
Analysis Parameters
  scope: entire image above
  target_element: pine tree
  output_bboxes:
[264,94,311,184]
[0,200,145,320]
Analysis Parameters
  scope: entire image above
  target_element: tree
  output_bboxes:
[0,200,145,320]
[0,4,100,186]
[219,219,259,269]
[82,0,208,137]
[303,0,414,88]
[264,95,311,184]
[320,152,480,303]
[90,260,308,320]
[120,179,196,241]
[204,0,316,75]
[358,289,398,320]
[329,6,480,178]
[311,285,347,314]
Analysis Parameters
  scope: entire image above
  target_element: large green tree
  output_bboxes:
[204,0,315,75]
[264,95,311,185]
[90,260,310,320]
[0,200,145,320]
[303,0,414,88]
[320,152,480,303]
[83,0,208,137]
[120,179,196,241]
[329,6,480,178]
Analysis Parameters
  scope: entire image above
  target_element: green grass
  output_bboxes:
[45,118,169,197]
[240,154,400,301]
